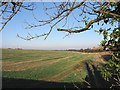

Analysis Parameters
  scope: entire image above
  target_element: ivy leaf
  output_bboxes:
[91,25,93,28]
[99,29,103,34]
[97,22,99,25]
[103,30,108,40]
[85,20,88,25]
[102,23,104,26]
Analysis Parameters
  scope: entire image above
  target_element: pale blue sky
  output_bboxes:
[1,2,108,50]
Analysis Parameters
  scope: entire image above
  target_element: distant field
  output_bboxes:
[2,49,106,83]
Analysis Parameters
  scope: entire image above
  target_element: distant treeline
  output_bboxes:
[8,48,22,50]
[66,48,106,53]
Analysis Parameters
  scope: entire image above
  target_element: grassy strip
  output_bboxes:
[2,49,102,83]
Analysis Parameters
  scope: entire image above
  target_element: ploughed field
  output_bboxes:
[2,49,106,83]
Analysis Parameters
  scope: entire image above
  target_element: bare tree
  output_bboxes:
[23,1,120,40]
[0,1,34,32]
[1,1,119,40]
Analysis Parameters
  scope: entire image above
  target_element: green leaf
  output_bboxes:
[102,23,104,26]
[97,22,99,25]
[91,25,93,28]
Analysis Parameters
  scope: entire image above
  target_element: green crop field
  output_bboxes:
[2,49,106,87]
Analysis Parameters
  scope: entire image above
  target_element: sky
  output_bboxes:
[1,2,106,50]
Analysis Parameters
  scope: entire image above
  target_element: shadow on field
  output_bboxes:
[81,62,120,89]
[3,62,119,89]
[101,54,112,61]
[2,77,82,89]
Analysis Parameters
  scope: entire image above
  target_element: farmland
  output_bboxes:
[2,49,107,88]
